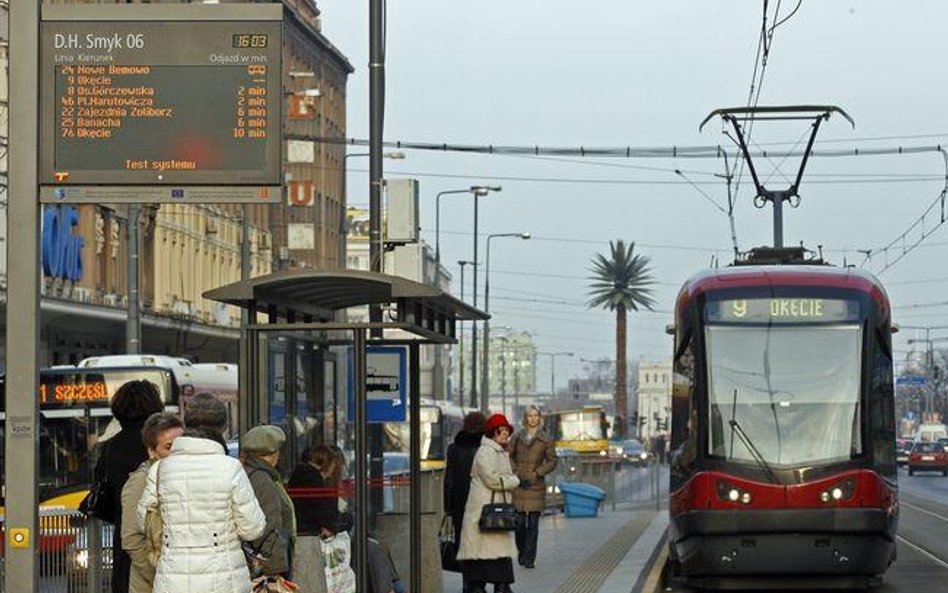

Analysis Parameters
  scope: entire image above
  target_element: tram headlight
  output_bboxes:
[717,480,753,505]
[819,477,856,504]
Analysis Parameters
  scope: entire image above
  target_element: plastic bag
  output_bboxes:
[321,532,356,593]
[252,575,299,593]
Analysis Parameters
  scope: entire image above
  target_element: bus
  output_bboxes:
[545,406,611,457]
[382,398,472,470]
[78,355,239,438]
[0,365,182,512]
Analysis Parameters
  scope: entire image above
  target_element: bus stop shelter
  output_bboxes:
[204,269,487,593]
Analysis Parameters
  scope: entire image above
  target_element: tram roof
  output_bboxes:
[676,265,889,308]
[203,268,488,323]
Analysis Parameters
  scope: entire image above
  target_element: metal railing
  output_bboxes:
[0,510,113,593]
[550,455,664,511]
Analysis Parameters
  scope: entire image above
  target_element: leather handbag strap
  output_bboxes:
[489,477,509,505]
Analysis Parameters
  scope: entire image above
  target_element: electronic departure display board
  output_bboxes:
[39,4,283,203]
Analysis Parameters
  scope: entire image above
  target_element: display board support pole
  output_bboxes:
[5,2,41,592]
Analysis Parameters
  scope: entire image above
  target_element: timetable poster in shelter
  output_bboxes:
[348,346,407,423]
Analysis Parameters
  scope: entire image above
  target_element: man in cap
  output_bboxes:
[241,425,297,578]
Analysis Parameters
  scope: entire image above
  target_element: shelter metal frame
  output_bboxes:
[205,270,487,593]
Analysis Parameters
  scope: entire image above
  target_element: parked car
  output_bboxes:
[907,441,948,476]
[619,439,651,466]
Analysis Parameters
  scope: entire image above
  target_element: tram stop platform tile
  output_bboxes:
[443,505,667,593]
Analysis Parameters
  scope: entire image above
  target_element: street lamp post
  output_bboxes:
[539,351,574,399]
[481,232,531,412]
[457,260,475,404]
[435,188,473,267]
[467,185,502,410]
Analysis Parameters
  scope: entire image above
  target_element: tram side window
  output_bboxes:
[869,332,896,475]
[671,335,697,467]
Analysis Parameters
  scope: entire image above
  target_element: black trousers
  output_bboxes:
[515,512,540,566]
[452,512,472,593]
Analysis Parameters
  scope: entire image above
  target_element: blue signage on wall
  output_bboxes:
[347,346,408,423]
[42,205,84,282]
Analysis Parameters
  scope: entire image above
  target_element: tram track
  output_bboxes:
[893,492,948,584]
[896,534,948,570]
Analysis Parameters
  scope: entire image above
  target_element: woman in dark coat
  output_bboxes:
[444,412,486,593]
[97,380,164,593]
[509,405,557,569]
[287,444,342,537]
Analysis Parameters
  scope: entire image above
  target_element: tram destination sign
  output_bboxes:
[38,5,283,202]
[707,298,860,324]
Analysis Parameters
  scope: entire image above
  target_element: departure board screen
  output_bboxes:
[39,12,282,187]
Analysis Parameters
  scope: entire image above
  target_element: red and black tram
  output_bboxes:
[667,258,898,587]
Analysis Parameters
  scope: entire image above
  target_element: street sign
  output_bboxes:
[896,375,928,387]
[348,346,408,423]
[39,4,283,201]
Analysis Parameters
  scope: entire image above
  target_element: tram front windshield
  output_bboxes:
[706,325,863,468]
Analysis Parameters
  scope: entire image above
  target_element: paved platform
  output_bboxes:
[443,504,668,593]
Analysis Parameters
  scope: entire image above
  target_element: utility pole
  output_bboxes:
[360,1,385,592]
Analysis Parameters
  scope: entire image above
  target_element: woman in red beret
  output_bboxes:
[456,413,521,593]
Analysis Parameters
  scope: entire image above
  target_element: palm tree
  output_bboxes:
[587,240,655,439]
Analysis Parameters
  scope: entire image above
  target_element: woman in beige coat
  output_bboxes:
[456,413,520,593]
[509,406,557,569]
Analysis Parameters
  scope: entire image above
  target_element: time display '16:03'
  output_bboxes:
[233,33,268,48]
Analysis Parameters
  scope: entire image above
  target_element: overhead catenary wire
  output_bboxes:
[314,135,948,161]
[861,148,948,274]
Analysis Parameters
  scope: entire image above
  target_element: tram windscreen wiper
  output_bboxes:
[728,418,781,485]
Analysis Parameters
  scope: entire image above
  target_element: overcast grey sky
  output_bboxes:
[318,0,948,387]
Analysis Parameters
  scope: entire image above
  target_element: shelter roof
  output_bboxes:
[203,268,487,323]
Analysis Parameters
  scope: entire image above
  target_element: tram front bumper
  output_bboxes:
[671,508,897,577]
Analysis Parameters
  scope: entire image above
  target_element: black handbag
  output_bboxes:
[440,515,462,572]
[78,442,117,524]
[478,479,519,532]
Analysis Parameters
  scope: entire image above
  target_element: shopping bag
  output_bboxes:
[252,575,299,593]
[321,532,356,593]
[439,515,462,572]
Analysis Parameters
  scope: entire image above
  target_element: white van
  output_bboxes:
[915,423,948,443]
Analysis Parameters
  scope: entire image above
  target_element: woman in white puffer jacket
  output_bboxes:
[138,428,266,593]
